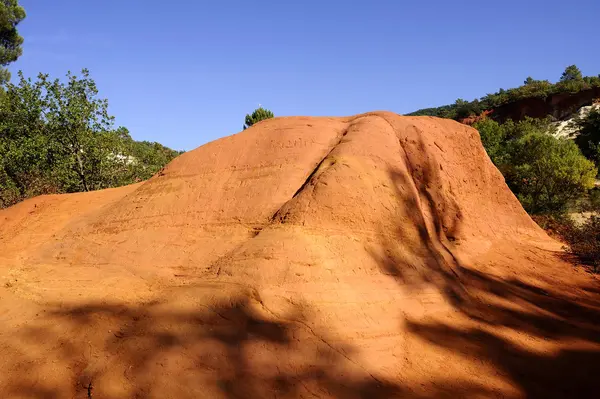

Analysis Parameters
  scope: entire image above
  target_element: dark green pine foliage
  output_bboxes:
[0,0,26,84]
[243,107,274,130]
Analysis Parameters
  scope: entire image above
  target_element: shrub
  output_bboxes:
[243,107,274,130]
[0,70,180,208]
[573,108,600,166]
[502,133,597,214]
[474,117,593,214]
[474,116,556,166]
[532,214,600,273]
[408,65,600,119]
[563,215,600,273]
[473,118,506,164]
[531,214,575,240]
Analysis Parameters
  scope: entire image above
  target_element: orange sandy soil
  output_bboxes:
[1,112,599,398]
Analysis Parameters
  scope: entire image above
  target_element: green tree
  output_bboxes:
[243,107,274,129]
[558,65,586,93]
[503,116,556,140]
[524,77,535,85]
[573,108,600,166]
[564,214,600,273]
[125,133,183,182]
[0,69,181,208]
[0,70,54,206]
[473,118,506,164]
[474,117,556,166]
[560,65,583,82]
[475,116,593,214]
[42,69,115,191]
[409,65,600,119]
[0,0,26,84]
[519,79,553,99]
[503,133,596,213]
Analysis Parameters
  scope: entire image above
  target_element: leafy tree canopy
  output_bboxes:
[409,65,599,119]
[0,70,181,208]
[560,65,583,82]
[473,116,595,214]
[504,132,596,213]
[573,108,600,165]
[244,107,274,130]
[0,0,25,84]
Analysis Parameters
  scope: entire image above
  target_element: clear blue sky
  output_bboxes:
[10,0,600,151]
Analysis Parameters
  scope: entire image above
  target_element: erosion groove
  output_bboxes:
[270,124,350,223]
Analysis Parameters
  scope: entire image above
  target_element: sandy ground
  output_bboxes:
[1,112,599,398]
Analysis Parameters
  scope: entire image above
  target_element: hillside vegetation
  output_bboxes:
[409,65,600,271]
[409,65,600,120]
[0,71,181,208]
[0,2,181,208]
[407,66,600,215]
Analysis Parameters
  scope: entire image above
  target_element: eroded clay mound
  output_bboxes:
[4,112,544,278]
[0,112,598,399]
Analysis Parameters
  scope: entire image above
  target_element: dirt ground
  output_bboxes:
[1,112,599,398]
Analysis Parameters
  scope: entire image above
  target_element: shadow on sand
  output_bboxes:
[369,133,600,398]
[3,134,600,398]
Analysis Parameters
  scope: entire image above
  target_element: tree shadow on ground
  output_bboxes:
[2,285,527,399]
[3,295,420,398]
[4,128,600,398]
[369,131,600,397]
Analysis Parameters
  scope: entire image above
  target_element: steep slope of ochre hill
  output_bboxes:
[0,112,599,398]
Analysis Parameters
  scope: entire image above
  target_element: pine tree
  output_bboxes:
[243,107,274,130]
[0,0,26,84]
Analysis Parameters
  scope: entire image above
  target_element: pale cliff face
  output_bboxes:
[554,104,600,139]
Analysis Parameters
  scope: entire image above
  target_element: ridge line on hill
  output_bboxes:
[375,113,467,293]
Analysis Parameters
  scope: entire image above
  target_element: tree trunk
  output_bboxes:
[75,151,89,192]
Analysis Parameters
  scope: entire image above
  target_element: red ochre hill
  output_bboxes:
[1,112,599,398]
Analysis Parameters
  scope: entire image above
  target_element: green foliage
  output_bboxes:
[532,213,600,273]
[407,104,456,118]
[126,133,185,181]
[0,0,25,84]
[454,98,484,119]
[474,116,556,163]
[563,215,600,273]
[531,213,574,239]
[408,65,600,119]
[243,107,274,129]
[560,65,583,82]
[502,116,557,140]
[473,118,506,164]
[573,108,600,165]
[0,70,180,208]
[503,133,596,214]
[474,117,595,214]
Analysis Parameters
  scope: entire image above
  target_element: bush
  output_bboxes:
[563,215,600,273]
[573,108,600,166]
[532,214,600,273]
[473,118,506,164]
[531,214,575,240]
[503,116,556,140]
[474,115,594,214]
[408,65,600,119]
[243,107,274,129]
[474,116,556,165]
[503,133,596,214]
[0,70,181,208]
